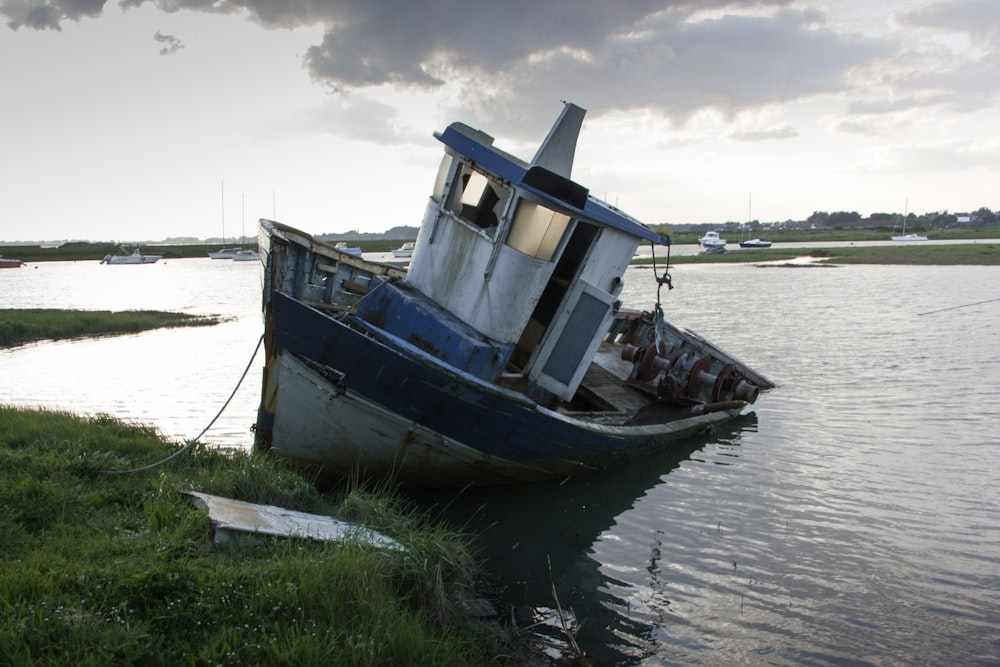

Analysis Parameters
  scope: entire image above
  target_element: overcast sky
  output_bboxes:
[2,0,997,243]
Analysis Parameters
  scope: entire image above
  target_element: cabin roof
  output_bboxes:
[436,124,669,246]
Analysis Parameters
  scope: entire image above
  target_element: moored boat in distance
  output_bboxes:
[208,247,245,259]
[101,247,162,265]
[254,102,773,487]
[392,241,415,258]
[0,255,23,268]
[739,238,772,249]
[231,248,259,261]
[891,209,927,241]
[699,231,727,249]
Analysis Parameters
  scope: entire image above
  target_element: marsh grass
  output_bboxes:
[632,243,1000,265]
[0,406,519,666]
[0,309,223,348]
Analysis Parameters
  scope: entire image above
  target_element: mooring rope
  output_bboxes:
[649,239,673,310]
[101,333,265,475]
[918,297,1000,316]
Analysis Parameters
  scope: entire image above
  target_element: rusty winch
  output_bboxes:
[621,343,760,405]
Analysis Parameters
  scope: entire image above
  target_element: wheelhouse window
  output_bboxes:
[445,165,507,235]
[506,200,571,261]
[431,154,453,202]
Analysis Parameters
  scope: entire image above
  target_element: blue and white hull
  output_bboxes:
[260,291,752,486]
[253,102,773,487]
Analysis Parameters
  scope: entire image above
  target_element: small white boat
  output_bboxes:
[392,242,415,258]
[699,231,727,249]
[0,256,23,268]
[208,247,245,259]
[231,248,259,262]
[101,248,161,265]
[891,202,927,241]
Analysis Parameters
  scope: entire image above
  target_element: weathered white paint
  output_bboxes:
[269,352,561,485]
[407,207,554,343]
[185,491,404,550]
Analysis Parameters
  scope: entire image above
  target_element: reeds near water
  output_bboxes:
[0,309,221,348]
[0,406,525,666]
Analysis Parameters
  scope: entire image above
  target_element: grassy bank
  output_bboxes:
[4,243,257,263]
[664,227,1000,246]
[0,406,525,666]
[0,309,223,348]
[635,242,1000,265]
[2,239,408,263]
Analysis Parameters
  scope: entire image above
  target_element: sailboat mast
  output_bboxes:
[221,180,226,245]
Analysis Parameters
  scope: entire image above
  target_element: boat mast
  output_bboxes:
[220,180,226,245]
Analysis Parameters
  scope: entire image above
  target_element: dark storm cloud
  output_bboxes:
[498,8,890,126]
[4,0,993,138]
[4,0,106,29]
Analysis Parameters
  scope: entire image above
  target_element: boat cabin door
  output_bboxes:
[516,222,614,400]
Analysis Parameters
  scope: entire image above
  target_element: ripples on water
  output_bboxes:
[3,258,999,664]
[421,263,1000,665]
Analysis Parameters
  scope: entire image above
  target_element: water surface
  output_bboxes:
[2,257,998,664]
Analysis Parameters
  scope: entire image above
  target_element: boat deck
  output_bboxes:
[575,343,651,416]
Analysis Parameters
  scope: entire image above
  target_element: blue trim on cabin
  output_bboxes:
[436,125,669,246]
[353,278,514,381]
[270,292,680,471]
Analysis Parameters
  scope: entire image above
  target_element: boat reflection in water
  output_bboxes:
[409,416,756,663]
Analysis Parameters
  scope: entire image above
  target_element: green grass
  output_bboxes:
[634,242,1000,265]
[662,227,1000,246]
[0,309,223,348]
[1,239,410,263]
[3,243,257,262]
[0,406,523,666]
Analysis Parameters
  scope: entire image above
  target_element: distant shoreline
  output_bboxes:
[632,242,1000,265]
[4,229,999,265]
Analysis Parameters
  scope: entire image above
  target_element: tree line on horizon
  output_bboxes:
[663,206,997,234]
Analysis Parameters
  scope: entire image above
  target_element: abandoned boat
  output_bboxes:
[254,102,773,487]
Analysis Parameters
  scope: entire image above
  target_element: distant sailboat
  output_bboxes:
[232,193,259,261]
[739,193,772,248]
[891,198,928,241]
[209,183,258,259]
[209,181,237,258]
